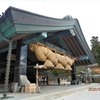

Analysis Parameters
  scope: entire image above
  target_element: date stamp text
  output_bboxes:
[88,87,100,91]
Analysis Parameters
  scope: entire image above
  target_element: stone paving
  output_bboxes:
[0,83,99,100]
[55,85,100,100]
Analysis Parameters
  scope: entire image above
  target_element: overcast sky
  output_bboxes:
[0,0,100,49]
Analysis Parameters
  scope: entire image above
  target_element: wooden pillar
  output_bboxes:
[71,62,77,85]
[13,40,27,85]
[36,68,38,86]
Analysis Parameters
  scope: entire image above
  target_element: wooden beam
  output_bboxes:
[44,30,70,41]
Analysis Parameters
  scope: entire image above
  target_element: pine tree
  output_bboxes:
[90,36,100,66]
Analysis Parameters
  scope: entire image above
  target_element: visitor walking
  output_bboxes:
[57,77,60,85]
[46,75,49,85]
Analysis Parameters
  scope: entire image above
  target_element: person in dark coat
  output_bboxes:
[57,78,60,85]
[46,75,48,85]
[92,77,95,82]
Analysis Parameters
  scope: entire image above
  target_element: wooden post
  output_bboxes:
[36,68,38,86]
[34,64,41,93]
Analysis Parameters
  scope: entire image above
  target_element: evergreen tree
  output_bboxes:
[90,36,100,66]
